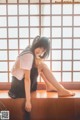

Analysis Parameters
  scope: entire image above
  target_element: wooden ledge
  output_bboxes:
[0,90,80,120]
[1,82,80,90]
[0,90,80,99]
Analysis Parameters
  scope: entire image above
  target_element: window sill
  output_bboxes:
[0,82,80,90]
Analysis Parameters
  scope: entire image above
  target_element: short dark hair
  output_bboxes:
[30,35,51,59]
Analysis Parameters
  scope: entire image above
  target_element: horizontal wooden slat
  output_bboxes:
[1,82,80,90]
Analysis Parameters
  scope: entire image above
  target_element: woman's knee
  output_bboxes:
[38,62,47,71]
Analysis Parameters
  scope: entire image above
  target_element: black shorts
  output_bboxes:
[8,67,38,99]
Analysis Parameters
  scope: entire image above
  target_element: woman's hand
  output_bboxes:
[25,101,32,112]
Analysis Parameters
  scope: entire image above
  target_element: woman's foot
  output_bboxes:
[58,89,75,97]
[46,85,57,92]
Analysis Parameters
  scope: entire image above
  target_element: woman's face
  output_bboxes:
[34,47,46,58]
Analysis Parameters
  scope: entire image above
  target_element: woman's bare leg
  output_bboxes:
[40,72,57,92]
[38,63,75,97]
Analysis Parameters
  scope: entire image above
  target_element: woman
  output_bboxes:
[8,36,75,119]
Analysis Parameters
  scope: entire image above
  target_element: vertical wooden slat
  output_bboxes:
[61,2,63,82]
[6,0,9,82]
[28,0,30,46]
[17,0,19,55]
[50,0,52,73]
[72,2,74,82]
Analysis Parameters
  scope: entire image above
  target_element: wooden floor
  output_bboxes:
[0,90,80,120]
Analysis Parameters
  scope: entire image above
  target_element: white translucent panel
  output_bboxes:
[52,39,61,49]
[8,28,18,38]
[41,16,50,26]
[0,0,6,3]
[41,28,50,37]
[63,16,72,26]
[38,77,42,82]
[73,72,80,82]
[74,39,80,48]
[74,16,80,26]
[8,5,17,15]
[8,0,17,3]
[19,0,28,3]
[63,50,72,60]
[19,28,29,38]
[9,51,18,60]
[20,39,29,49]
[52,61,61,71]
[73,50,80,60]
[30,5,39,15]
[52,5,61,14]
[52,16,61,26]
[74,5,80,14]
[37,75,41,82]
[41,5,50,14]
[46,52,50,60]
[30,0,39,3]
[0,29,7,38]
[52,72,61,82]
[9,62,14,71]
[19,50,23,54]
[63,39,72,49]
[44,61,50,69]
[9,39,18,49]
[52,28,61,37]
[30,17,39,26]
[0,73,8,82]
[62,61,72,71]
[74,28,80,37]
[0,62,8,71]
[73,61,80,71]
[8,17,18,26]
[52,50,61,60]
[62,72,71,82]
[0,5,6,15]
[19,17,28,26]
[0,51,7,60]
[0,17,6,26]
[30,28,39,37]
[63,28,72,37]
[63,5,72,14]
[30,39,34,46]
[19,5,28,15]
[9,73,12,82]
[0,40,7,49]
[40,76,44,82]
[41,0,50,2]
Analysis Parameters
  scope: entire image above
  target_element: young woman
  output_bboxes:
[8,36,75,119]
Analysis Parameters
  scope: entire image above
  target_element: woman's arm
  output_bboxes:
[24,70,32,112]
